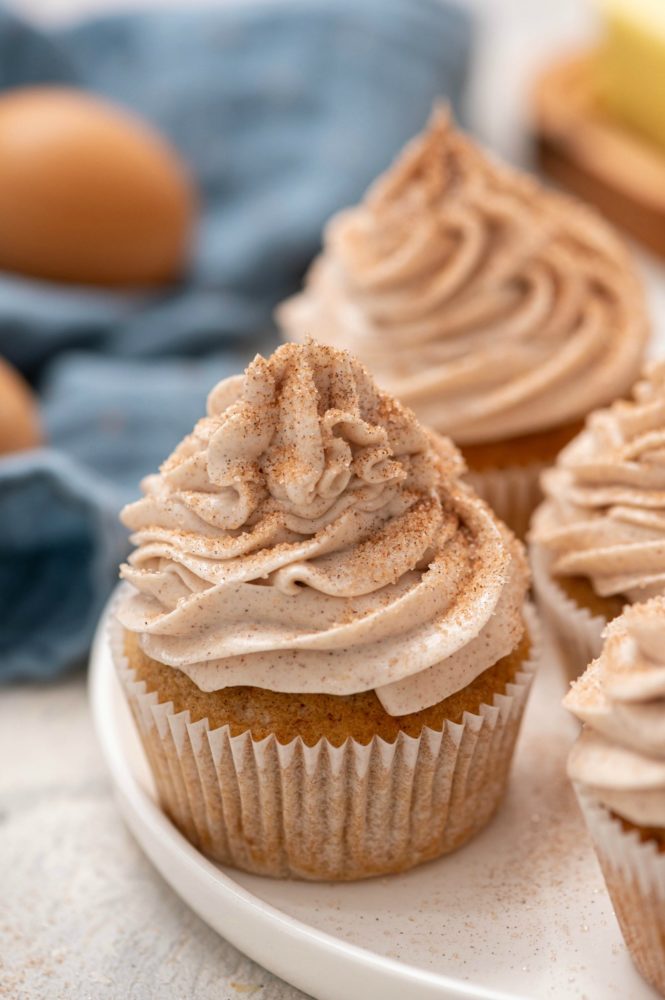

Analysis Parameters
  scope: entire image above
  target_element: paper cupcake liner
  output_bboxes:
[575,785,665,995]
[466,463,543,540]
[111,606,540,881]
[530,540,606,684]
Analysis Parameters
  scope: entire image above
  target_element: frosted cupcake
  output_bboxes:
[277,108,649,537]
[564,598,665,996]
[531,361,665,681]
[113,340,537,880]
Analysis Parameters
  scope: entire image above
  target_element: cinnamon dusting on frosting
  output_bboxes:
[117,340,528,715]
[565,597,665,827]
[534,361,665,601]
[277,107,648,445]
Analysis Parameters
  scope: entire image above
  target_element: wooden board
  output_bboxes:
[531,51,665,258]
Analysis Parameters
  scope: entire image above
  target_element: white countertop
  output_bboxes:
[0,675,306,999]
[3,2,664,999]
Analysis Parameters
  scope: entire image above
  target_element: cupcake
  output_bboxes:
[277,107,649,537]
[564,598,665,996]
[113,340,537,881]
[531,361,665,681]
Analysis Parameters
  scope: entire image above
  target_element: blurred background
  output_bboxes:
[2,0,664,685]
[2,0,664,993]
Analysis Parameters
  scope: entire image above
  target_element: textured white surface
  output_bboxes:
[0,676,306,1000]
[3,0,665,998]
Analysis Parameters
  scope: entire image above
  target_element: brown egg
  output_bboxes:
[0,87,196,287]
[0,358,41,454]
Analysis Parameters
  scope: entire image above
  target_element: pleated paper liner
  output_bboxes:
[530,540,606,684]
[466,463,543,541]
[575,785,665,996]
[111,605,541,881]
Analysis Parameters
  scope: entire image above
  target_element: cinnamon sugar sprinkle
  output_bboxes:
[117,340,528,715]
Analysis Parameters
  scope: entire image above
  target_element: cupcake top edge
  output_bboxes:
[533,360,665,603]
[116,339,529,716]
[565,596,665,828]
[277,104,649,446]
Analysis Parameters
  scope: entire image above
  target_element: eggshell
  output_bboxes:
[0,358,41,454]
[0,87,195,287]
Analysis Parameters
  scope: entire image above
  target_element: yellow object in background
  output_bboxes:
[0,87,196,288]
[596,0,665,150]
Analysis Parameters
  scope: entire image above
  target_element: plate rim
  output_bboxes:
[89,590,529,1000]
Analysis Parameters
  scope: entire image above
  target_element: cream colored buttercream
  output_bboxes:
[566,597,665,827]
[534,361,665,601]
[278,108,648,445]
[117,341,528,715]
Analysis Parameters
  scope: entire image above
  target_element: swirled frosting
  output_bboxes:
[565,598,665,827]
[533,362,665,601]
[277,107,648,445]
[116,341,529,716]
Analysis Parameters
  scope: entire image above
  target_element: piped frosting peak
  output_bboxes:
[278,107,648,445]
[117,340,528,716]
[534,361,665,601]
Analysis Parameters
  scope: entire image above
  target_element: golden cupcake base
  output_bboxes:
[115,616,538,881]
[530,539,613,682]
[461,419,583,474]
[558,574,625,623]
[123,627,530,747]
[576,787,665,997]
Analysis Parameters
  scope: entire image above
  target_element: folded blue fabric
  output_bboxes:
[0,449,128,675]
[0,0,471,680]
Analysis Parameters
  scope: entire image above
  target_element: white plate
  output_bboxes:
[89,597,658,1000]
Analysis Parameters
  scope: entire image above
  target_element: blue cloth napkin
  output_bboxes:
[0,0,471,680]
